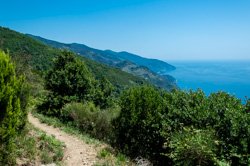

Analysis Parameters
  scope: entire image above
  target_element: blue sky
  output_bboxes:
[0,0,249,60]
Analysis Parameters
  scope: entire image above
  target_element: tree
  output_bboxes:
[246,99,250,113]
[0,50,26,164]
[113,86,167,163]
[92,77,114,109]
[38,51,94,116]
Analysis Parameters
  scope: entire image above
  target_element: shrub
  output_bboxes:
[113,86,167,162]
[163,89,208,131]
[0,50,28,164]
[167,128,218,166]
[246,99,250,113]
[92,77,114,109]
[163,90,250,165]
[62,102,115,141]
[115,87,250,165]
[207,92,250,165]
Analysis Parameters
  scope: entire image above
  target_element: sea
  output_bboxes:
[166,60,250,102]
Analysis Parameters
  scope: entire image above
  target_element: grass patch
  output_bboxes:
[95,147,134,166]
[16,123,64,165]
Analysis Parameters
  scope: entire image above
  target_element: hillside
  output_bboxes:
[105,50,175,74]
[0,27,62,70]
[28,34,177,90]
[0,27,147,90]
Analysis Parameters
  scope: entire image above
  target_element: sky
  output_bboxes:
[0,0,250,60]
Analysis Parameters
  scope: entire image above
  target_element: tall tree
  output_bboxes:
[0,50,26,164]
[39,51,94,115]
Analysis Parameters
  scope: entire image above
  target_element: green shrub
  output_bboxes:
[0,50,28,164]
[62,102,114,141]
[207,92,250,165]
[92,77,115,109]
[163,89,209,131]
[167,128,218,166]
[114,87,250,165]
[113,86,167,162]
[162,90,250,165]
[246,99,250,112]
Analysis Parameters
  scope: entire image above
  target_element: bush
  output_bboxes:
[162,89,208,131]
[62,102,115,141]
[207,92,250,165]
[0,50,28,164]
[114,86,250,165]
[167,128,218,166]
[113,86,167,162]
[162,90,250,165]
[91,77,114,109]
[246,99,250,113]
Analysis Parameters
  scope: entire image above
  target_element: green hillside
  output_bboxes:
[0,27,61,70]
[28,34,177,90]
[105,50,176,74]
[0,27,147,90]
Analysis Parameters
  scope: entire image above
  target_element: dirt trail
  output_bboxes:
[28,113,98,166]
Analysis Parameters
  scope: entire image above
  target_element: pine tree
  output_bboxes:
[0,50,25,164]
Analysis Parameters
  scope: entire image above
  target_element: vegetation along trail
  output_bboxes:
[28,113,98,166]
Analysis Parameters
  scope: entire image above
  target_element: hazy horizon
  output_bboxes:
[1,0,249,60]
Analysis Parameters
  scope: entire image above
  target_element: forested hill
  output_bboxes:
[27,34,175,73]
[28,34,177,90]
[0,27,148,90]
[104,50,175,74]
[0,27,61,70]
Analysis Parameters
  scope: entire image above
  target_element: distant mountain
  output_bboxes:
[0,27,148,90]
[104,50,175,74]
[28,34,177,90]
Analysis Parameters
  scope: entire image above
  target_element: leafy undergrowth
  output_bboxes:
[16,123,64,165]
[31,110,134,166]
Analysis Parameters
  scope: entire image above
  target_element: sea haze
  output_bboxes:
[166,60,250,101]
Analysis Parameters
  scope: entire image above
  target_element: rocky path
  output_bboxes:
[28,113,98,166]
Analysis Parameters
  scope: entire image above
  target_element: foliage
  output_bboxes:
[246,99,250,112]
[82,55,147,93]
[162,89,209,130]
[162,90,250,165]
[38,133,64,164]
[207,92,250,165]
[92,77,115,109]
[96,147,133,166]
[167,128,217,166]
[0,50,28,164]
[113,86,167,162]
[15,124,64,165]
[0,27,62,71]
[114,87,250,165]
[63,102,116,141]
[38,51,94,116]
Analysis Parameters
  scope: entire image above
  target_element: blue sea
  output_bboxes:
[166,60,250,101]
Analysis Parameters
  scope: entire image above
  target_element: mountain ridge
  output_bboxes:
[28,34,177,90]
[0,26,149,91]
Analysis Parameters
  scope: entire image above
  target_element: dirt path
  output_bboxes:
[28,113,98,166]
